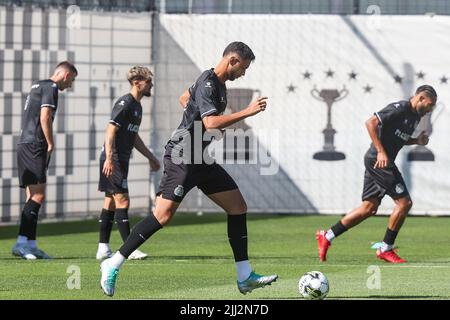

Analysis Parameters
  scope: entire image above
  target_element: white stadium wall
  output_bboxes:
[1,10,450,224]
[152,14,450,215]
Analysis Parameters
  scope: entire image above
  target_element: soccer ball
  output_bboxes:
[298,271,329,300]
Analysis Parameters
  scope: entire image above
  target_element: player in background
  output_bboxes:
[13,61,78,260]
[96,66,160,261]
[316,85,437,263]
[99,41,278,296]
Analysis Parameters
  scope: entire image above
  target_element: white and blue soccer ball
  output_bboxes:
[298,271,329,300]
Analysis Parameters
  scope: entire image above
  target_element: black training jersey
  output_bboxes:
[367,100,421,161]
[166,69,227,157]
[101,93,142,162]
[19,79,59,146]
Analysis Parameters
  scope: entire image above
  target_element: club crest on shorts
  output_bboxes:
[174,185,184,197]
[395,183,404,194]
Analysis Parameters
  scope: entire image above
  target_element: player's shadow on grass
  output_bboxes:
[0,213,296,240]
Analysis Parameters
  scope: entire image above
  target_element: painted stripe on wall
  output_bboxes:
[4,93,13,134]
[5,6,14,49]
[89,86,97,160]
[13,51,23,92]
[41,9,49,50]
[0,50,4,92]
[58,9,66,50]
[0,136,3,178]
[32,51,40,82]
[48,149,56,176]
[22,5,33,49]
[40,197,46,219]
[56,176,64,217]
[2,179,11,223]
[57,94,65,133]
[66,134,73,175]
[68,51,75,63]
[12,135,19,178]
[49,51,57,75]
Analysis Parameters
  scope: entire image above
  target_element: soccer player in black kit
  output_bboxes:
[96,66,160,261]
[13,61,78,260]
[100,42,278,296]
[316,85,437,263]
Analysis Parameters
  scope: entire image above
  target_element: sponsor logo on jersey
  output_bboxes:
[119,100,125,106]
[205,81,212,88]
[127,124,140,133]
[394,129,411,141]
[394,103,400,108]
[174,185,184,197]
[31,84,40,89]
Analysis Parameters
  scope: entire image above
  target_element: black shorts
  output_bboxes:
[98,158,130,194]
[17,143,47,188]
[157,150,238,202]
[362,155,410,202]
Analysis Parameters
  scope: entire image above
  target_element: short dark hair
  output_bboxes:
[416,85,437,100]
[222,41,255,61]
[55,61,78,75]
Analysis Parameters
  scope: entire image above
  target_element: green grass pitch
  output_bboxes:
[1,214,450,300]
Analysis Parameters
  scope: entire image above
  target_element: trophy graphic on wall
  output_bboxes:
[407,102,444,161]
[311,87,349,161]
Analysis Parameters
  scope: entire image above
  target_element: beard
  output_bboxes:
[417,105,427,117]
[229,70,240,81]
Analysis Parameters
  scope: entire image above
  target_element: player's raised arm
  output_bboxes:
[203,96,268,130]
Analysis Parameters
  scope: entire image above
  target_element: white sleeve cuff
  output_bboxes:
[375,112,383,125]
[41,104,56,109]
[201,109,217,118]
[109,120,121,127]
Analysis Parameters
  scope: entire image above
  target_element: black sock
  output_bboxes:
[227,214,248,262]
[99,209,115,243]
[383,228,398,246]
[18,199,41,240]
[115,208,131,242]
[330,220,348,238]
[119,213,162,258]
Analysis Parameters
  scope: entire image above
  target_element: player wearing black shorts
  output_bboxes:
[96,66,160,261]
[13,61,78,260]
[317,85,437,263]
[100,42,278,297]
